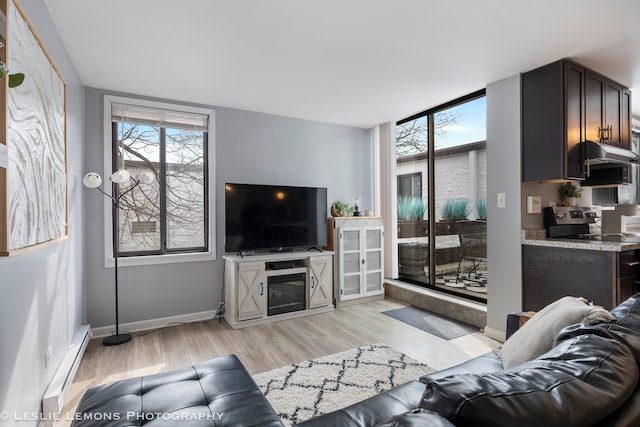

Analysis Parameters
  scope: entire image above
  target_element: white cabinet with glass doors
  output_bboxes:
[337,224,384,304]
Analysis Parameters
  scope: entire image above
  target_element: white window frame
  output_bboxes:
[102,94,216,267]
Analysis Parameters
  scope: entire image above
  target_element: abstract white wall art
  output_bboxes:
[0,0,67,255]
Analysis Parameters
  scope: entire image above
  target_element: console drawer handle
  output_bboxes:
[626,261,640,267]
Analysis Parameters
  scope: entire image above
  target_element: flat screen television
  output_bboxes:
[225,183,328,253]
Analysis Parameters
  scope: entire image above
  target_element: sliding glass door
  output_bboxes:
[395,91,487,302]
[396,115,430,283]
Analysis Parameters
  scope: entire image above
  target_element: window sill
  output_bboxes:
[105,251,216,268]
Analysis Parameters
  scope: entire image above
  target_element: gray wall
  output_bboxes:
[486,74,523,339]
[0,0,85,420]
[84,87,373,328]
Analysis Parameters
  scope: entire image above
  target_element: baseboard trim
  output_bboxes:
[42,325,91,426]
[335,294,384,307]
[225,305,334,329]
[484,325,506,343]
[91,310,218,338]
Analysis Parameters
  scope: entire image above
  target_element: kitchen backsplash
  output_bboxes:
[521,181,593,230]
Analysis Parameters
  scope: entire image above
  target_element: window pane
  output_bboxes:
[118,123,161,253]
[434,97,486,148]
[395,116,429,284]
[108,97,211,260]
[393,93,487,303]
[434,96,487,301]
[166,129,206,250]
[397,172,422,199]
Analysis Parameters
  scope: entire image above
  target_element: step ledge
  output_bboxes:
[385,279,487,313]
[385,279,487,329]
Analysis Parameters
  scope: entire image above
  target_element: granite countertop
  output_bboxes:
[521,229,640,252]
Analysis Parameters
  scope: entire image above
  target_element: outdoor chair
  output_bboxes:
[456,220,487,281]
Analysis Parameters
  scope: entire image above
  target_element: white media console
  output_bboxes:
[223,250,334,328]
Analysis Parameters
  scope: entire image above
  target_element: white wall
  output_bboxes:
[486,74,522,340]
[84,87,373,328]
[0,0,85,422]
[397,148,488,220]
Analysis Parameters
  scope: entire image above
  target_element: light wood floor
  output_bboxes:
[58,298,499,426]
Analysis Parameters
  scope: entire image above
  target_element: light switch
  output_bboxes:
[497,193,506,208]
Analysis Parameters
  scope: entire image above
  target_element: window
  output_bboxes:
[395,90,487,302]
[131,221,157,234]
[397,172,422,199]
[104,95,214,264]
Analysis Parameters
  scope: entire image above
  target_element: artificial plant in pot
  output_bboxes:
[0,42,25,88]
[558,182,582,206]
[437,198,471,235]
[397,196,427,238]
[331,200,355,217]
[476,198,487,220]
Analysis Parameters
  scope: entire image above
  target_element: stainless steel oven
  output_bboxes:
[543,206,596,238]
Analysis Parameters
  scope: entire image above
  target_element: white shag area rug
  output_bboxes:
[252,343,434,426]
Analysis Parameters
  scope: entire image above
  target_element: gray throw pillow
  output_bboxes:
[501,296,614,369]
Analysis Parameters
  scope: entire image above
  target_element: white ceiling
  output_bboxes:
[44,0,640,129]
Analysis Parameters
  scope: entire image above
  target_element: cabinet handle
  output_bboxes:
[599,126,613,143]
[311,276,316,288]
[260,282,264,295]
[361,259,365,264]
[626,261,640,267]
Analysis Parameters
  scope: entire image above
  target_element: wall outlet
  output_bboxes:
[45,345,53,369]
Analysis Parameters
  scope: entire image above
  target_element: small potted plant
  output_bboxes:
[475,199,487,220]
[397,196,427,238]
[331,200,355,217]
[0,42,25,88]
[558,182,582,206]
[437,198,470,235]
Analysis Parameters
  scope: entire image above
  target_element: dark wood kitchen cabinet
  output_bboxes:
[522,59,586,182]
[617,250,640,303]
[584,70,631,150]
[522,59,633,182]
[522,245,639,311]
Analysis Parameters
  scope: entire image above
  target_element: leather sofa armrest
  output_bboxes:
[421,352,503,382]
[592,381,640,427]
[295,381,426,427]
[374,409,455,427]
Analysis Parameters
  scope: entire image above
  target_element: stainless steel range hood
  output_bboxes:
[584,140,640,166]
[581,140,639,186]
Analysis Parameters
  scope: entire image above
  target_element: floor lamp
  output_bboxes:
[83,169,154,346]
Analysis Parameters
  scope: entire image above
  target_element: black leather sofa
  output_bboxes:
[298,293,640,427]
[72,293,640,427]
[70,354,283,427]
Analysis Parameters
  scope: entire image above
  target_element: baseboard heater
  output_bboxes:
[41,325,91,426]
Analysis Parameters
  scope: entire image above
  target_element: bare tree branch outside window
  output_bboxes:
[115,122,206,255]
[395,111,460,157]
